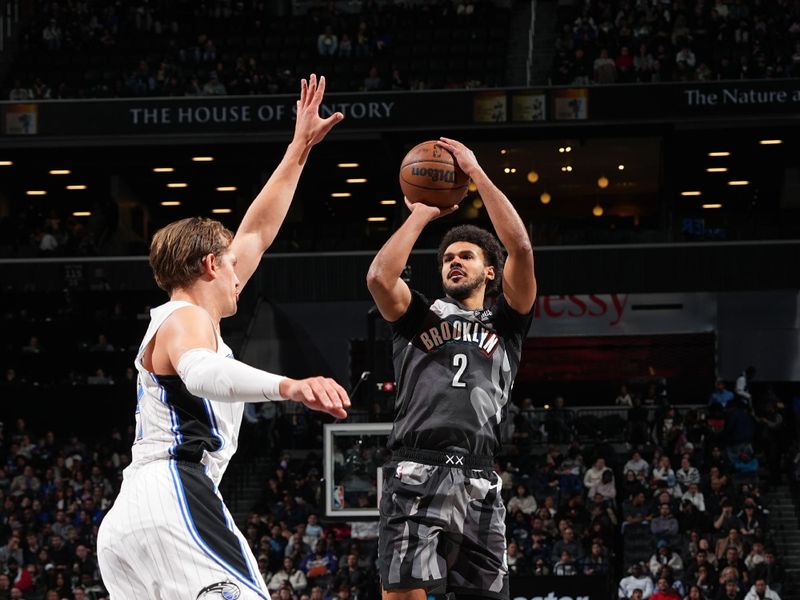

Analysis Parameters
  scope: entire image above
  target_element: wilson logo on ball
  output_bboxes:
[410,167,457,183]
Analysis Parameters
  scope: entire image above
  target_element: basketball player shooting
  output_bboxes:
[96,75,349,600]
[367,137,537,600]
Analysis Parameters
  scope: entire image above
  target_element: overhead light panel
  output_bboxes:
[211,208,232,214]
[66,185,87,190]
[706,167,728,173]
[216,186,237,192]
[346,178,368,183]
[758,140,782,145]
[0,160,13,166]
[367,217,387,222]
[702,203,722,209]
[26,190,47,196]
[72,211,91,216]
[708,151,730,157]
[192,156,214,162]
[617,164,625,171]
[167,182,188,188]
[728,180,749,186]
[331,192,351,198]
[161,201,181,206]
[380,200,397,205]
[680,191,702,196]
[153,167,175,173]
[49,169,71,175]
[337,162,359,168]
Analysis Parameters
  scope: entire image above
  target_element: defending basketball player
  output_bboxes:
[367,137,537,600]
[96,75,349,600]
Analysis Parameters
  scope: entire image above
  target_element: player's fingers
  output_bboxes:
[310,379,333,410]
[329,379,351,408]
[314,74,326,104]
[300,383,315,405]
[319,112,344,137]
[300,78,307,106]
[434,140,455,152]
[404,196,414,210]
[439,136,461,147]
[308,73,317,101]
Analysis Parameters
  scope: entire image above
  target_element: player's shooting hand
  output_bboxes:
[404,196,459,222]
[436,136,481,178]
[280,376,350,419]
[293,74,344,147]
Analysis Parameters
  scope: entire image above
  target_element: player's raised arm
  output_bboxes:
[437,137,537,314]
[366,200,458,322]
[231,74,344,290]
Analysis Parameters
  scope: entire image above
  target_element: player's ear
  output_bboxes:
[486,265,495,281]
[201,253,217,277]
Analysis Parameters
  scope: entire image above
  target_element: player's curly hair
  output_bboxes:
[437,225,505,296]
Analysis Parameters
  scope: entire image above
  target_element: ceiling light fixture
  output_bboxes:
[617,164,625,171]
[25,190,47,196]
[331,192,351,197]
[380,200,397,205]
[758,140,782,145]
[597,176,609,189]
[680,191,702,196]
[708,151,731,157]
[49,169,71,175]
[216,186,237,192]
[167,183,188,188]
[72,211,91,216]
[527,170,539,183]
[0,160,13,166]
[337,162,359,168]
[539,192,551,205]
[592,204,604,217]
[728,180,750,186]
[153,167,175,173]
[702,203,722,209]
[192,156,214,162]
[211,208,232,214]
[346,178,368,183]
[66,185,87,190]
[161,201,181,206]
[367,216,387,222]
[706,167,728,173]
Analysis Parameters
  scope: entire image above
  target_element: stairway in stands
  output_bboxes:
[764,483,800,600]
[528,0,557,85]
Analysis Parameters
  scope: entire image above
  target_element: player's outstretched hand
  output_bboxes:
[280,376,350,419]
[404,196,459,222]
[436,137,481,178]
[294,74,344,147]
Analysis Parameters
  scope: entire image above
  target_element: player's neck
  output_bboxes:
[448,291,486,311]
[170,288,222,330]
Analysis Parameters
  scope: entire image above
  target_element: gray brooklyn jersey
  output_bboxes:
[388,291,533,456]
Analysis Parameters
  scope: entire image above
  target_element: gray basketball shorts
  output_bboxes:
[378,458,509,599]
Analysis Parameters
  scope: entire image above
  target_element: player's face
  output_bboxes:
[215,249,240,317]
[441,241,494,301]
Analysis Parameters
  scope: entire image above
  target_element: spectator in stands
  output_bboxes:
[551,526,583,563]
[553,549,578,576]
[21,337,41,354]
[743,578,781,600]
[750,550,784,595]
[593,48,617,83]
[711,381,735,408]
[735,368,756,405]
[8,80,33,101]
[649,541,683,578]
[506,542,528,576]
[625,451,650,479]
[622,490,652,532]
[584,457,609,490]
[719,547,749,585]
[652,576,681,600]
[363,66,382,92]
[682,482,706,512]
[590,469,617,503]
[317,25,338,57]
[42,19,62,50]
[676,456,700,491]
[508,483,537,515]
[89,334,114,353]
[619,563,654,599]
[718,578,745,600]
[581,541,609,576]
[616,384,633,407]
[300,540,337,589]
[652,504,679,541]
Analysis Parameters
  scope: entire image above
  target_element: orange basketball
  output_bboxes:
[399,140,469,208]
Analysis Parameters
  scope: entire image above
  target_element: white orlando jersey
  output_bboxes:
[129,300,242,487]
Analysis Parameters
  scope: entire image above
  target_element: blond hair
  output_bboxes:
[149,217,233,294]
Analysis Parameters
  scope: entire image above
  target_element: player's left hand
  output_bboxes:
[280,375,350,419]
[293,74,344,147]
[436,136,481,178]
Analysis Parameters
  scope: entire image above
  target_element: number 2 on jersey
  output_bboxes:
[451,353,468,388]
